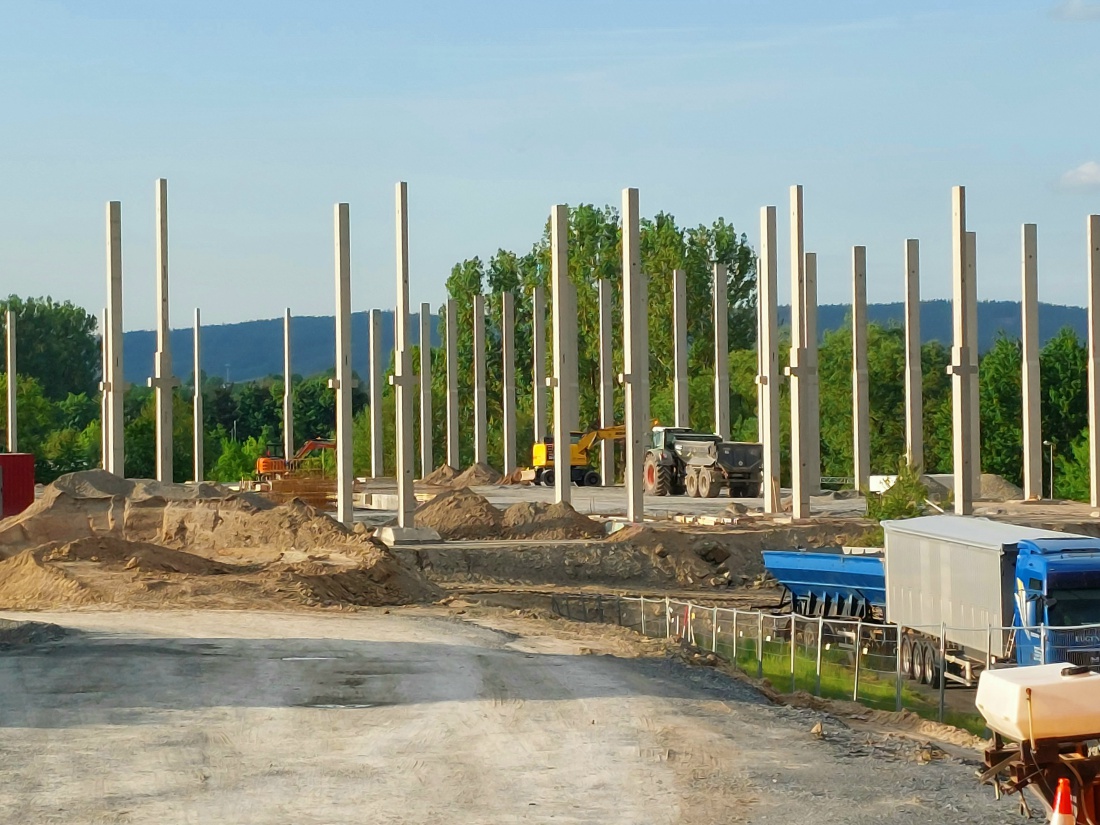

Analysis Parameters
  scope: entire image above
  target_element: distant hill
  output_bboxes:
[121,300,1086,385]
[777,299,1087,352]
[121,311,438,385]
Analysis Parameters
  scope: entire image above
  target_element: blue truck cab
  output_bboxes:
[1013,538,1100,667]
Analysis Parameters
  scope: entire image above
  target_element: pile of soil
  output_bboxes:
[979,473,1024,502]
[502,501,604,540]
[414,488,503,540]
[421,465,459,486]
[0,470,439,611]
[451,463,502,487]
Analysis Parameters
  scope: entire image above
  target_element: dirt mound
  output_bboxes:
[263,548,441,607]
[502,501,604,540]
[0,550,100,608]
[422,465,459,485]
[414,488,503,540]
[0,479,353,560]
[979,473,1023,502]
[451,463,502,487]
[38,536,233,576]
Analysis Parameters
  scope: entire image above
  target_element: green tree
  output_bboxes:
[0,296,100,399]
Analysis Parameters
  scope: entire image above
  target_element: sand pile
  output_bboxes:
[264,548,440,607]
[451,463,502,487]
[39,536,234,575]
[0,470,439,610]
[0,471,355,558]
[414,488,503,540]
[979,473,1024,502]
[0,551,99,608]
[502,501,604,540]
[422,465,459,486]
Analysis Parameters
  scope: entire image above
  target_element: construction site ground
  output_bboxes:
[1,607,1011,825]
[5,470,1100,821]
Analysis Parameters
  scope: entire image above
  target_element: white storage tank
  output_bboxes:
[976,662,1100,742]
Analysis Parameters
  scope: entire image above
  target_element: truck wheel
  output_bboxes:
[684,470,699,498]
[920,642,937,685]
[583,470,601,487]
[900,635,916,680]
[699,467,720,498]
[543,469,555,487]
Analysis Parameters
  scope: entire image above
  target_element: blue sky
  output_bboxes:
[1,0,1099,330]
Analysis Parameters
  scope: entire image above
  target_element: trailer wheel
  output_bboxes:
[920,642,937,685]
[684,470,700,498]
[900,635,914,679]
[699,467,720,498]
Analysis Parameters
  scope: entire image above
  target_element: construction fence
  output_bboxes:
[550,594,1100,734]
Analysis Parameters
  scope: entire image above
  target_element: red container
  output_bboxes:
[0,453,35,517]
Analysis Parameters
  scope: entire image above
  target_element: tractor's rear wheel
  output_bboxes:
[684,470,700,498]
[699,467,720,498]
[643,455,672,496]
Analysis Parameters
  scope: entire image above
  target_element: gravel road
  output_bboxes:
[0,609,1012,824]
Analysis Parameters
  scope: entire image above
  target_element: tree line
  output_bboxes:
[0,205,1089,496]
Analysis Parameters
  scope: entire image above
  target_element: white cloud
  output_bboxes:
[1061,161,1100,189]
[1051,0,1100,20]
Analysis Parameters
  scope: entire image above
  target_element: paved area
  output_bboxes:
[1,609,1011,824]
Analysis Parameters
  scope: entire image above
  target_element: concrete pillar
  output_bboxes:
[1088,215,1100,508]
[393,183,415,527]
[532,286,548,441]
[672,269,689,428]
[444,299,459,468]
[104,201,125,476]
[100,308,109,468]
[193,308,203,482]
[5,311,15,452]
[803,252,821,496]
[904,240,923,470]
[472,294,488,466]
[949,186,973,515]
[1021,225,1041,500]
[757,206,781,512]
[282,309,294,461]
[330,203,354,526]
[713,263,730,439]
[787,185,809,519]
[966,231,981,494]
[501,292,517,476]
[149,179,180,483]
[621,188,648,523]
[551,205,576,505]
[852,246,870,491]
[598,278,616,484]
[368,309,384,478]
[419,302,433,478]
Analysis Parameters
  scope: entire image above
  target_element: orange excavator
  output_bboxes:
[255,438,336,481]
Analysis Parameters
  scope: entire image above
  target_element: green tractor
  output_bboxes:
[642,426,764,498]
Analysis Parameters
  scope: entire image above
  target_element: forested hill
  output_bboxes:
[121,300,1085,385]
[776,299,1087,353]
[121,311,439,386]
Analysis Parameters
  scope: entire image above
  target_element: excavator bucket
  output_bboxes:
[516,468,537,484]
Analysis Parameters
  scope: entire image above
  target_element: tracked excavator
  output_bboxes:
[255,438,336,481]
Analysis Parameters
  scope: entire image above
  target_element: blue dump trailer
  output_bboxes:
[763,515,1100,687]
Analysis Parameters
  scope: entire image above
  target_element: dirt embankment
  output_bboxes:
[401,488,872,590]
[0,470,439,611]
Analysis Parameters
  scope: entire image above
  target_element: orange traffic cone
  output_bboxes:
[1051,777,1074,825]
